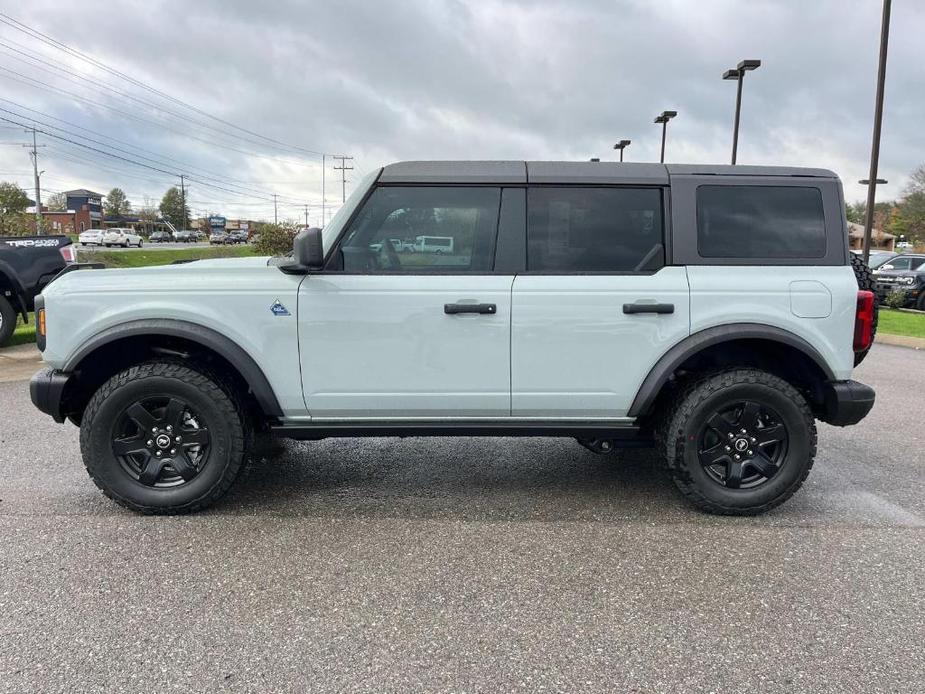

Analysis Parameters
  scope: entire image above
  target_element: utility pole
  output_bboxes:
[303,204,309,229]
[332,155,354,203]
[179,174,187,230]
[273,194,278,225]
[862,0,892,265]
[23,126,46,234]
[321,154,326,227]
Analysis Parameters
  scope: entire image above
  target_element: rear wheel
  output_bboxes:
[0,295,16,346]
[661,368,816,515]
[80,361,248,514]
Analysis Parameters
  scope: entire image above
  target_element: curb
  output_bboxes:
[875,333,925,350]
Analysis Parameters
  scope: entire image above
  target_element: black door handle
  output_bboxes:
[623,302,675,315]
[444,303,497,315]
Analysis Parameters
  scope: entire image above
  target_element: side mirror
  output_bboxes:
[281,227,324,274]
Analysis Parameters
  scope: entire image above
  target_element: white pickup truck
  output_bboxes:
[30,161,876,516]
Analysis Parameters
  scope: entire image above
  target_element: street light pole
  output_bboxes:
[862,0,892,265]
[723,60,761,165]
[653,111,677,163]
[613,139,631,162]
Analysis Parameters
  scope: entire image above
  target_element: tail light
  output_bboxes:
[59,244,77,264]
[854,290,875,353]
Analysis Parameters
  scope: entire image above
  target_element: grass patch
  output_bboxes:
[9,311,36,347]
[89,245,257,268]
[878,308,925,339]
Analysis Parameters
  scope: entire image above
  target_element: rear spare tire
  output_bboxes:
[850,253,878,365]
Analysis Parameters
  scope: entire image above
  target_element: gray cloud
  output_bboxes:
[1,0,922,222]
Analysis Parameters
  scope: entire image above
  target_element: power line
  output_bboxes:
[0,12,333,159]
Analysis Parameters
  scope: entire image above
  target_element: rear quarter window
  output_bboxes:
[697,185,826,259]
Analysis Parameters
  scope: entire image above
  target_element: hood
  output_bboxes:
[43,255,275,297]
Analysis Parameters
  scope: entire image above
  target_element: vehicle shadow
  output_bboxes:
[216,436,700,522]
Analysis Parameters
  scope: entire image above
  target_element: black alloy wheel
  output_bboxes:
[110,395,211,487]
[697,400,789,489]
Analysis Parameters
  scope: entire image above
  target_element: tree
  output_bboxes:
[0,181,31,235]
[252,221,298,256]
[104,187,132,217]
[45,192,67,212]
[159,186,190,228]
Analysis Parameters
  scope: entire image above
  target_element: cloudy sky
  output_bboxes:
[0,0,922,224]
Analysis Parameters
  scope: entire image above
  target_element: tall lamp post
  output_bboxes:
[613,139,631,162]
[722,59,761,165]
[862,0,892,265]
[653,111,677,163]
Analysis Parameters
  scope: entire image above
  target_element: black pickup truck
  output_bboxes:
[0,235,76,346]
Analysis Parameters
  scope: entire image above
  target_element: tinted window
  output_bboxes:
[338,186,501,272]
[527,187,664,272]
[697,185,826,258]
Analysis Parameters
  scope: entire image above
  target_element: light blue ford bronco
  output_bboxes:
[30,161,877,515]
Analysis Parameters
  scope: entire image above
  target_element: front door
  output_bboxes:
[298,185,513,418]
[511,185,690,418]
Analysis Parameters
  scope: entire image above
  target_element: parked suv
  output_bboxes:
[30,161,876,516]
[873,253,925,309]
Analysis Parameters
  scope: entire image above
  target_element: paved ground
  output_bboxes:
[0,344,922,693]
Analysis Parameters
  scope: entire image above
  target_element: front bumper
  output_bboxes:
[29,367,72,423]
[820,380,875,427]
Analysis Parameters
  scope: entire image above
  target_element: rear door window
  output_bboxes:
[526,187,664,272]
[697,185,826,259]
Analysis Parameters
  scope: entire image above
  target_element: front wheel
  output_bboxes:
[0,295,16,346]
[660,368,816,515]
[80,361,249,514]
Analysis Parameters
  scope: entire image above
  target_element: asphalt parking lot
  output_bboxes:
[1,344,923,693]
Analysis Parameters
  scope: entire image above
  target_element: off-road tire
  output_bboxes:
[0,294,16,346]
[850,253,878,365]
[79,360,249,514]
[661,368,817,515]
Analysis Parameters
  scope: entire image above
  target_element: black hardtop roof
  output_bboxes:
[378,160,838,185]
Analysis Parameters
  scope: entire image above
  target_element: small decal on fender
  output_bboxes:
[270,299,290,316]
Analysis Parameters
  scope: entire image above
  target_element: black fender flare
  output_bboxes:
[64,319,283,417]
[0,259,27,319]
[627,323,836,417]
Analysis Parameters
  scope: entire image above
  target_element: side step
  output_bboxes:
[271,420,653,447]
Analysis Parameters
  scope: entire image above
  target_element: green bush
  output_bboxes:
[252,222,299,256]
[884,289,909,309]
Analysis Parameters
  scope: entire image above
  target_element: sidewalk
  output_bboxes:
[0,343,43,383]
[876,333,925,350]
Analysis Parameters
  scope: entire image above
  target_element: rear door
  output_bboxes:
[511,183,690,418]
[298,185,518,418]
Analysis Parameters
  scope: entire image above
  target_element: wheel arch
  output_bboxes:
[628,323,836,418]
[63,319,283,419]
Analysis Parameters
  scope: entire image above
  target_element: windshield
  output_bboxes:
[868,252,897,269]
[322,169,380,255]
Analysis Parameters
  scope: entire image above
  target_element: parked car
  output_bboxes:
[226,231,249,244]
[102,228,143,248]
[174,230,198,243]
[31,161,877,517]
[78,229,105,246]
[873,254,925,309]
[0,234,75,345]
[413,235,454,254]
[209,232,228,245]
[149,231,172,243]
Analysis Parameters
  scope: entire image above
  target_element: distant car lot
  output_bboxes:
[0,343,922,691]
